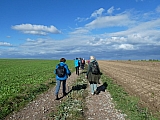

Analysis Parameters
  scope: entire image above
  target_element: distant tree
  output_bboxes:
[149,59,152,61]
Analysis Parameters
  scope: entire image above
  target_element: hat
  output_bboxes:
[90,56,95,61]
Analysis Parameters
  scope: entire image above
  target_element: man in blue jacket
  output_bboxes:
[54,58,71,100]
[74,58,80,75]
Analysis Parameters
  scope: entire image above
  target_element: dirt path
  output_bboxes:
[85,78,126,120]
[5,69,127,120]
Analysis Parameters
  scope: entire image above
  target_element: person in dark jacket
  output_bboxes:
[54,58,71,100]
[81,58,85,70]
[86,56,101,95]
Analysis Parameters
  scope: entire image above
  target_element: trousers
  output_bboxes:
[75,66,79,75]
[90,83,97,94]
[55,80,66,95]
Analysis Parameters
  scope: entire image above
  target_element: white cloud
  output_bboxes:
[69,8,160,57]
[6,36,11,38]
[75,17,89,22]
[85,14,134,29]
[107,6,121,15]
[107,6,115,14]
[70,7,160,55]
[75,8,105,22]
[0,42,12,46]
[117,44,135,50]
[12,24,61,35]
[23,31,47,35]
[87,38,103,46]
[69,27,90,35]
[91,8,105,18]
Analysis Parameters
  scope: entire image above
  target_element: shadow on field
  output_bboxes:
[57,84,88,100]
[71,84,87,91]
[96,82,108,94]
[81,71,87,74]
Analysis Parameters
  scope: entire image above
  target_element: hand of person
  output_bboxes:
[85,75,88,79]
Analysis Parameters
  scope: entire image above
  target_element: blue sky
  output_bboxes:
[1,0,160,60]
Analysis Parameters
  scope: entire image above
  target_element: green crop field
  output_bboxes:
[0,59,74,119]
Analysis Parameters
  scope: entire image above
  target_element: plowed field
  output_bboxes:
[98,61,160,113]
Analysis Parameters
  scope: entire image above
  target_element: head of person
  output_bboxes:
[60,58,66,63]
[90,56,96,62]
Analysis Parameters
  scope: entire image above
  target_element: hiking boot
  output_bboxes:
[63,92,67,97]
[55,95,59,100]
[94,90,99,95]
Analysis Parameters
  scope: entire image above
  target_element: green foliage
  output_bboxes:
[148,59,159,61]
[101,75,159,120]
[139,59,160,61]
[0,59,74,119]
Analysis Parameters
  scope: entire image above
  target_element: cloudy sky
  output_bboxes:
[0,0,160,60]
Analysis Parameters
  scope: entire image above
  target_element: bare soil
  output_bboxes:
[98,60,160,114]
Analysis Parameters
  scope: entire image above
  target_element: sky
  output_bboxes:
[0,0,160,60]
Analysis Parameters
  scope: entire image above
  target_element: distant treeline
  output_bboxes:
[128,59,159,61]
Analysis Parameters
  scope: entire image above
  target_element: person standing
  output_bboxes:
[54,58,71,100]
[81,58,85,70]
[86,56,101,95]
[74,58,80,75]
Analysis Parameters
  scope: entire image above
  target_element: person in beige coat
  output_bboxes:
[86,56,101,95]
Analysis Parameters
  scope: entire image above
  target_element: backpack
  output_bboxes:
[91,61,99,74]
[56,64,66,77]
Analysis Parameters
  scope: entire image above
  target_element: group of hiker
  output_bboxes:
[74,57,86,76]
[54,56,101,100]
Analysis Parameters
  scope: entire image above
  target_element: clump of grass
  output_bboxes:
[101,75,159,120]
[53,97,85,120]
